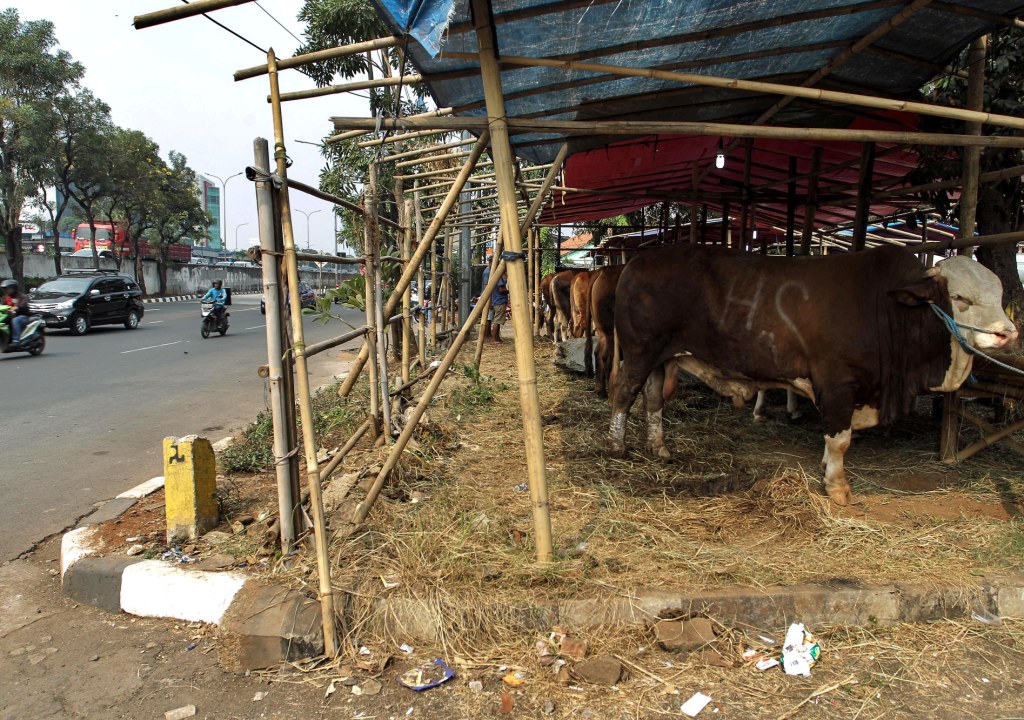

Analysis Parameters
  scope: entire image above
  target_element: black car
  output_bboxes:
[29,270,145,335]
[260,281,316,315]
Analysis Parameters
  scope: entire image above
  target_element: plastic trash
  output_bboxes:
[396,658,456,691]
[781,623,820,676]
[680,692,712,717]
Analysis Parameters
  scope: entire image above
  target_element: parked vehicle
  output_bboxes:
[67,248,114,259]
[260,281,315,315]
[72,222,192,263]
[200,301,229,338]
[28,270,144,336]
[0,303,45,355]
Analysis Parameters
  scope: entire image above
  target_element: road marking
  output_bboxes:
[121,340,186,354]
[246,325,266,330]
[147,320,165,324]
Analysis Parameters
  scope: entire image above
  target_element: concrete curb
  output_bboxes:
[61,457,1024,671]
[143,291,262,304]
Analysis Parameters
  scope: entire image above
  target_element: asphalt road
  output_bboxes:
[0,294,366,562]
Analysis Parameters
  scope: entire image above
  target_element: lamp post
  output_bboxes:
[294,208,322,250]
[235,222,250,252]
[205,171,243,250]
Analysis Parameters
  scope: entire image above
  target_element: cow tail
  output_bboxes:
[609,325,620,398]
[662,358,679,401]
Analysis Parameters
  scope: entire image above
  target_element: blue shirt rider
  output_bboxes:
[201,279,228,321]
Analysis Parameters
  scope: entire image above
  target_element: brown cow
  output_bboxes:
[549,269,583,343]
[608,244,1017,505]
[570,270,597,376]
[590,264,626,397]
[539,272,555,337]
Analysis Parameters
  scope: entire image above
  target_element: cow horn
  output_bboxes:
[924,266,941,278]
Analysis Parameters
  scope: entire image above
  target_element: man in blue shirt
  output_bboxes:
[201,279,228,324]
[481,264,509,343]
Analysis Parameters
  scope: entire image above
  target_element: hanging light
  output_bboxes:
[752,229,758,240]
[715,139,726,169]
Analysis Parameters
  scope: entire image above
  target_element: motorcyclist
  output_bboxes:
[200,279,228,325]
[1,279,30,343]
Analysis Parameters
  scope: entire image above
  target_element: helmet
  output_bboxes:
[212,279,223,288]
[1,279,17,294]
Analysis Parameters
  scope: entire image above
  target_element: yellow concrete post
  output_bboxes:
[163,435,219,544]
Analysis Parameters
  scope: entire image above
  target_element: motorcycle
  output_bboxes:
[0,304,45,356]
[200,301,229,338]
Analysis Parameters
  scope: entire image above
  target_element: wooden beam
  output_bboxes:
[958,35,987,254]
[852,142,876,251]
[134,0,254,29]
[235,36,398,82]
[330,116,1024,148]
[277,74,421,103]
[800,148,822,254]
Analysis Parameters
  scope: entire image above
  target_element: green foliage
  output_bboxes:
[220,411,275,473]
[447,363,509,414]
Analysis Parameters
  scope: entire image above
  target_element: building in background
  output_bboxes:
[196,174,222,250]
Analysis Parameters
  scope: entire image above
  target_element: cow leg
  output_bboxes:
[642,363,671,459]
[753,391,768,423]
[786,390,803,420]
[820,428,852,506]
[594,333,609,398]
[608,357,656,455]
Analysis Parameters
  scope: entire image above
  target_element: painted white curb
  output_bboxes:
[120,560,248,624]
[116,476,165,499]
[61,526,103,579]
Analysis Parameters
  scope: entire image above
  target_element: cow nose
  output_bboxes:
[992,323,1019,348]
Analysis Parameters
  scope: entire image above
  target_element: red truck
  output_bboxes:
[72,222,192,263]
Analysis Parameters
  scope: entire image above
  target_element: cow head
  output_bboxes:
[929,256,1018,351]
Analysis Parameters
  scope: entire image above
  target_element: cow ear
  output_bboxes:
[888,278,940,306]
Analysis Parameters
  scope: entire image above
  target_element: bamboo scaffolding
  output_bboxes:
[277,74,422,103]
[329,116,1024,148]
[471,0,552,562]
[415,183,428,366]
[285,175,404,232]
[394,149,476,169]
[235,36,398,82]
[326,107,454,145]
[338,132,491,398]
[358,128,454,148]
[396,160,494,181]
[401,194,412,386]
[958,35,986,252]
[134,0,255,29]
[354,258,512,524]
[383,137,480,164]
[266,49,337,657]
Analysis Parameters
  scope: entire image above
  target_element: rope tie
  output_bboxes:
[930,303,1024,378]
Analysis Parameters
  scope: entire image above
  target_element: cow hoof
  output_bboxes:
[607,439,626,457]
[827,485,852,506]
[753,415,766,424]
[649,444,671,460]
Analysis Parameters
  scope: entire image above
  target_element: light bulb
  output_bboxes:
[715,152,725,169]
[752,230,758,240]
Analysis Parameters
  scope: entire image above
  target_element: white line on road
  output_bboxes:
[147,320,165,324]
[121,340,186,354]
[246,325,266,330]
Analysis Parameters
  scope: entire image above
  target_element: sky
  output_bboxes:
[10,0,368,253]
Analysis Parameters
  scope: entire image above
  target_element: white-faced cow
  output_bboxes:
[608,244,1017,505]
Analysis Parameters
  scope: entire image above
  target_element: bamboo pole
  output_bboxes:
[373,206,393,440]
[363,166,382,439]
[337,132,490,398]
[384,137,480,164]
[401,197,412,385]
[800,148,822,254]
[266,49,338,657]
[353,259,512,524]
[471,0,552,562]
[277,74,422,103]
[327,107,454,145]
[959,35,987,255]
[359,128,453,148]
[415,183,427,366]
[253,136,298,554]
[852,142,876,252]
[430,234,439,348]
[235,36,398,81]
[134,0,254,29]
[438,47,1024,133]
[330,116,1024,149]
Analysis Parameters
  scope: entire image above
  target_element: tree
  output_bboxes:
[149,151,210,294]
[0,9,83,284]
[30,89,111,276]
[920,29,1024,322]
[63,119,116,270]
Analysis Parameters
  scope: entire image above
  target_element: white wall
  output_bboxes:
[1,255,345,297]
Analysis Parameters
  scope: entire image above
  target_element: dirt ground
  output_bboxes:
[7,336,1024,718]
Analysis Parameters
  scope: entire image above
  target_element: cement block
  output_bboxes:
[83,497,138,526]
[163,435,219,543]
[63,556,144,614]
[218,584,323,672]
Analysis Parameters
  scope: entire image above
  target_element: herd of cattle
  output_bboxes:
[537,245,1018,505]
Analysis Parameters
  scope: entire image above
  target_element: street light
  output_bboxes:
[205,171,243,249]
[235,222,250,252]
[294,208,323,250]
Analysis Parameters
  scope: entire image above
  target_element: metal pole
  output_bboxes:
[253,138,297,554]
